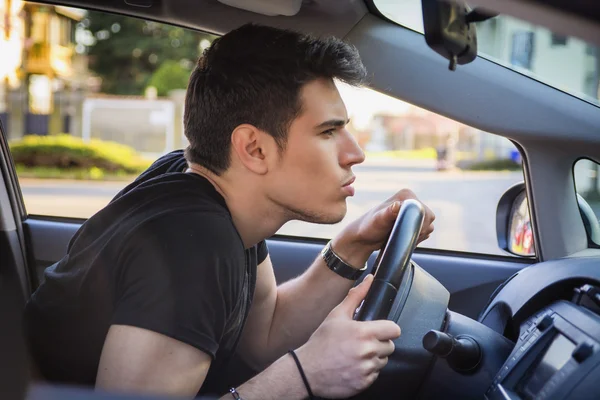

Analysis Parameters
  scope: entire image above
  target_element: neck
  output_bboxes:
[187,164,287,248]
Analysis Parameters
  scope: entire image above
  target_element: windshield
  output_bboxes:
[374,0,600,107]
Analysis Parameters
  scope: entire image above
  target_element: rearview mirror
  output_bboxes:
[422,0,478,70]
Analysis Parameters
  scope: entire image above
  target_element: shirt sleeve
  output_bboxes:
[111,212,246,359]
[256,240,269,264]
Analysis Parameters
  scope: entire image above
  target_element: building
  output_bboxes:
[477,17,600,103]
[0,1,86,138]
[341,14,599,161]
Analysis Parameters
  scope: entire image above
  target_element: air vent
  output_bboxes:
[217,0,302,16]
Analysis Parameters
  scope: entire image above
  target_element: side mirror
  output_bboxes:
[496,184,534,257]
[496,182,600,256]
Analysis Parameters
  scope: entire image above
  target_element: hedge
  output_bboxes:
[464,158,522,171]
[9,134,151,174]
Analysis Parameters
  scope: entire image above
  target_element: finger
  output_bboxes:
[361,339,395,359]
[427,207,436,222]
[362,320,401,340]
[363,370,381,389]
[370,340,395,358]
[378,340,396,357]
[372,356,389,372]
[375,201,401,228]
[419,228,434,238]
[423,224,434,236]
[337,274,374,317]
[390,201,401,216]
[421,219,434,232]
[390,188,416,202]
[363,356,389,376]
[418,233,431,243]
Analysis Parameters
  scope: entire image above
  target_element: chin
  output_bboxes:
[330,207,347,224]
[288,202,347,225]
[313,203,347,225]
[320,213,345,225]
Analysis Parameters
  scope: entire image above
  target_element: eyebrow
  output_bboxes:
[314,118,350,130]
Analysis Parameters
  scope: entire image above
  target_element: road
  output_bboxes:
[19,159,524,256]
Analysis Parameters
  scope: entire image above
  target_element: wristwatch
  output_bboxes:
[321,241,368,280]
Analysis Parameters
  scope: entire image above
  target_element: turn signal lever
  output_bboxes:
[423,330,482,373]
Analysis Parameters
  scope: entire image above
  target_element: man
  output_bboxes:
[24,23,434,399]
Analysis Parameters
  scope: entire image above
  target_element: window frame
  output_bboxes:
[572,157,600,248]
[6,2,534,261]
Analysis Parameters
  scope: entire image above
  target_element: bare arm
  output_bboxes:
[96,325,211,397]
[96,325,308,399]
[238,250,360,369]
[97,278,401,400]
[239,190,435,369]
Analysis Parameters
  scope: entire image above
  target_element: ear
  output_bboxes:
[230,124,271,175]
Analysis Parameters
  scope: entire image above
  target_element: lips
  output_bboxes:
[342,176,356,187]
[342,176,356,196]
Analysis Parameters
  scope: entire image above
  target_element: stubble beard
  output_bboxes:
[279,200,347,225]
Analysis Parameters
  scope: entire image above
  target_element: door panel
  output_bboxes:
[264,238,528,319]
[24,217,531,319]
[23,218,81,284]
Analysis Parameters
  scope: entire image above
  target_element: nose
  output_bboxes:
[339,130,366,168]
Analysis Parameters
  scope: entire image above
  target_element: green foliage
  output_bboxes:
[83,11,215,95]
[14,165,137,181]
[10,134,151,174]
[147,60,191,96]
[465,158,522,171]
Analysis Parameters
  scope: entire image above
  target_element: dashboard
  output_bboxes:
[411,255,600,400]
[487,296,600,400]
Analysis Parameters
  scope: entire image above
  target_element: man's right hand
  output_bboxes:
[295,274,401,399]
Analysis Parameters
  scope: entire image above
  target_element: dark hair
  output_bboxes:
[183,23,367,174]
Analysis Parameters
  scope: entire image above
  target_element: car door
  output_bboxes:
[0,4,536,324]
[3,130,533,321]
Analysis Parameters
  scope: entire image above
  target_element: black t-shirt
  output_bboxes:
[24,150,268,396]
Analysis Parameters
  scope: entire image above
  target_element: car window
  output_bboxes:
[279,83,528,256]
[2,4,216,218]
[574,158,600,246]
[374,0,600,108]
[2,4,530,256]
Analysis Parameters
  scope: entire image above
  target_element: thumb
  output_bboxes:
[389,201,401,215]
[337,274,374,318]
[377,201,401,227]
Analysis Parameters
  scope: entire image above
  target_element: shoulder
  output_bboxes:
[131,210,243,255]
[116,210,246,303]
[112,150,187,200]
[138,150,187,178]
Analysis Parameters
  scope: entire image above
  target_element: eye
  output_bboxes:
[321,128,335,136]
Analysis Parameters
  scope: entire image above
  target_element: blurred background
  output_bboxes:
[1,1,599,256]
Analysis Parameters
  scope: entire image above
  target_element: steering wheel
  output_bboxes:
[355,199,426,321]
[346,199,450,399]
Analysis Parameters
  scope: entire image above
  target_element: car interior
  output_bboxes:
[1,0,600,399]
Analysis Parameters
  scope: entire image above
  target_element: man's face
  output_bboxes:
[266,78,365,224]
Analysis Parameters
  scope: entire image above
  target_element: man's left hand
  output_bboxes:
[332,189,435,267]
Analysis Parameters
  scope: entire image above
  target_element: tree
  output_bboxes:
[81,11,215,95]
[147,60,190,96]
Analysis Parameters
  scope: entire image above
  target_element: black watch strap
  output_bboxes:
[321,241,367,280]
